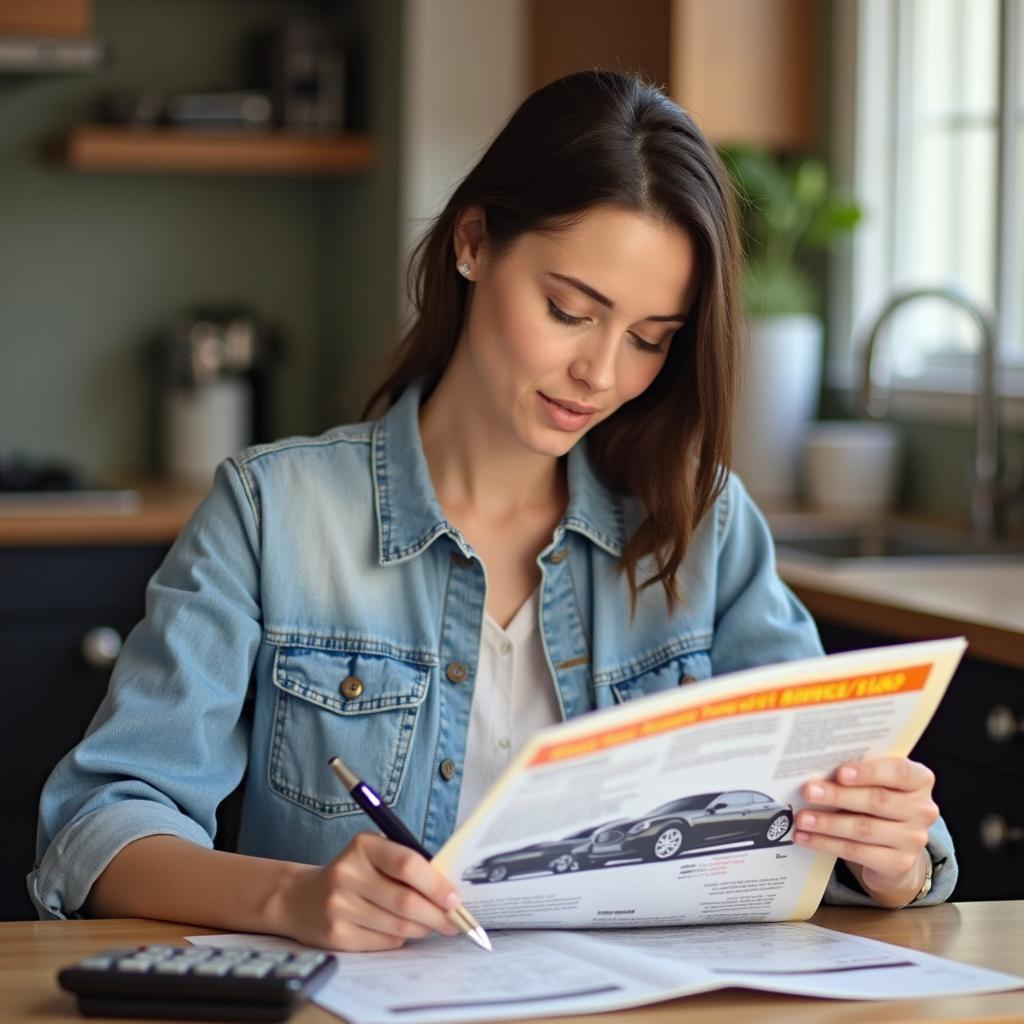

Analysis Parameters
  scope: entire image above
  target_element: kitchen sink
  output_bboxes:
[772,521,1024,563]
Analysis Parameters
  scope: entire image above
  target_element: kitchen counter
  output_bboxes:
[777,554,1024,670]
[0,480,205,546]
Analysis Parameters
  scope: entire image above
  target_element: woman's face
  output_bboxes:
[452,203,699,458]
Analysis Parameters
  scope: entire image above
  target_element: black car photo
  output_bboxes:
[461,819,627,883]
[587,790,793,864]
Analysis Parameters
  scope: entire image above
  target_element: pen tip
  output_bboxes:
[473,928,493,952]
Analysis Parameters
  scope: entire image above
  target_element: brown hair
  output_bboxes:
[365,70,741,610]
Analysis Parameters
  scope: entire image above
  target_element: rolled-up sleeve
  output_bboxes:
[28,458,263,920]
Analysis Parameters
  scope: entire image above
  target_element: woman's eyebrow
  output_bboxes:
[544,272,687,322]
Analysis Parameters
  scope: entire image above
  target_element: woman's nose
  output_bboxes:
[569,332,617,393]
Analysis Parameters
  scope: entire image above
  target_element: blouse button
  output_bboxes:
[439,759,457,781]
[446,661,469,683]
[340,676,364,699]
[679,674,698,686]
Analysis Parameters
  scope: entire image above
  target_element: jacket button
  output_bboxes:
[679,674,698,686]
[439,759,457,781]
[549,548,568,564]
[446,661,469,683]
[451,552,474,568]
[340,675,364,699]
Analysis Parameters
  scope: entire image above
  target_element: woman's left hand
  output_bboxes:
[793,757,938,907]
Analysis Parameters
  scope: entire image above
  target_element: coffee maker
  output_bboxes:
[154,307,283,485]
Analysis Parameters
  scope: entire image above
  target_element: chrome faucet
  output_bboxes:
[856,286,1004,541]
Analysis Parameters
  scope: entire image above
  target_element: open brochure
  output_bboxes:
[433,636,966,929]
[189,923,1024,1024]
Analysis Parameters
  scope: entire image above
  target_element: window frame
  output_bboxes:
[828,0,1024,429]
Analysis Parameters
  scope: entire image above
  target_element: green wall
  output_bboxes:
[0,0,402,479]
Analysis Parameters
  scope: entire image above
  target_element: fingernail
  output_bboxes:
[794,831,808,844]
[839,766,858,783]
[807,784,825,799]
[801,813,817,828]
[444,891,462,910]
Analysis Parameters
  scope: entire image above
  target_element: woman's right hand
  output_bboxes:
[267,831,464,951]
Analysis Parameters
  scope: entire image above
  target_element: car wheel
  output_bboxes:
[652,825,685,860]
[550,854,578,873]
[487,864,509,883]
[765,813,792,843]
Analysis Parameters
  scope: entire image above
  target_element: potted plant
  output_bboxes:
[719,147,862,508]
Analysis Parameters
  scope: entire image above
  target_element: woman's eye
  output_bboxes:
[546,299,589,327]
[630,334,667,355]
[547,298,667,355]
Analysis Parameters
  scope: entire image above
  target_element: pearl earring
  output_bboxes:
[457,261,472,278]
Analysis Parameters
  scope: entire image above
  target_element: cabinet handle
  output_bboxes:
[80,627,123,670]
[985,705,1024,742]
[979,813,1024,851]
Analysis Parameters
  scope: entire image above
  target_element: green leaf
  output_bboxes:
[804,200,864,248]
[742,260,817,316]
[717,144,864,313]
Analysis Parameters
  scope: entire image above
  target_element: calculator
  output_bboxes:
[57,944,337,1021]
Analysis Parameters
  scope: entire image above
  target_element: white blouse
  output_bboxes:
[454,588,563,827]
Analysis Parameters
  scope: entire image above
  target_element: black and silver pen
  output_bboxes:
[327,756,492,951]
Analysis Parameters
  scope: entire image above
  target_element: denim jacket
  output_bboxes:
[30,379,957,919]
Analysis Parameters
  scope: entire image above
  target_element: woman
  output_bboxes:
[30,71,954,951]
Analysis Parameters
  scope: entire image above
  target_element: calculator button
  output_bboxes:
[142,945,177,957]
[293,952,328,964]
[231,961,275,978]
[274,963,317,978]
[116,960,153,973]
[193,960,233,976]
[76,957,115,970]
[154,960,194,974]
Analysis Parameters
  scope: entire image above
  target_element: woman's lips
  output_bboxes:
[539,392,597,431]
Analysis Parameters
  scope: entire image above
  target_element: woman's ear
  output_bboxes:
[452,206,488,271]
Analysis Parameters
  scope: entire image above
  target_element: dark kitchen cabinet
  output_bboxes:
[817,621,1024,902]
[1,544,166,920]
[1,543,246,921]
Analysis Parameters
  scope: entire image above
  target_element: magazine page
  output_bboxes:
[433,638,967,930]
[572,922,1024,1000]
[188,921,1023,1024]
[187,930,721,1024]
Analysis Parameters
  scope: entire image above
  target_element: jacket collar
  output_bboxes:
[371,378,625,565]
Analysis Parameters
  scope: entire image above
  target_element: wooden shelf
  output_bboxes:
[57,125,376,175]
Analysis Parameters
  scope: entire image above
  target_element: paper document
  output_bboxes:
[434,637,967,928]
[188,925,1024,1024]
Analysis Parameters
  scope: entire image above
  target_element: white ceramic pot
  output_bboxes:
[732,314,823,508]
[801,420,902,513]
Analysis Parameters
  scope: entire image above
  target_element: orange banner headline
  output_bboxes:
[528,663,932,766]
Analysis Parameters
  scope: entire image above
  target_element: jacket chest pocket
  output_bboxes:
[268,645,430,818]
[609,649,712,704]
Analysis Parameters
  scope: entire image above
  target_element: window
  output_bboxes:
[831,0,1024,405]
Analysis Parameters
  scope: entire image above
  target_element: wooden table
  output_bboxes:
[3,903,1022,1023]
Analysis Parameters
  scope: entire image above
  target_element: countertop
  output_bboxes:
[0,480,204,546]
[775,543,1024,669]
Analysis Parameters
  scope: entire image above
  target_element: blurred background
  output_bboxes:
[1,1,1023,920]
[1,0,1022,524]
